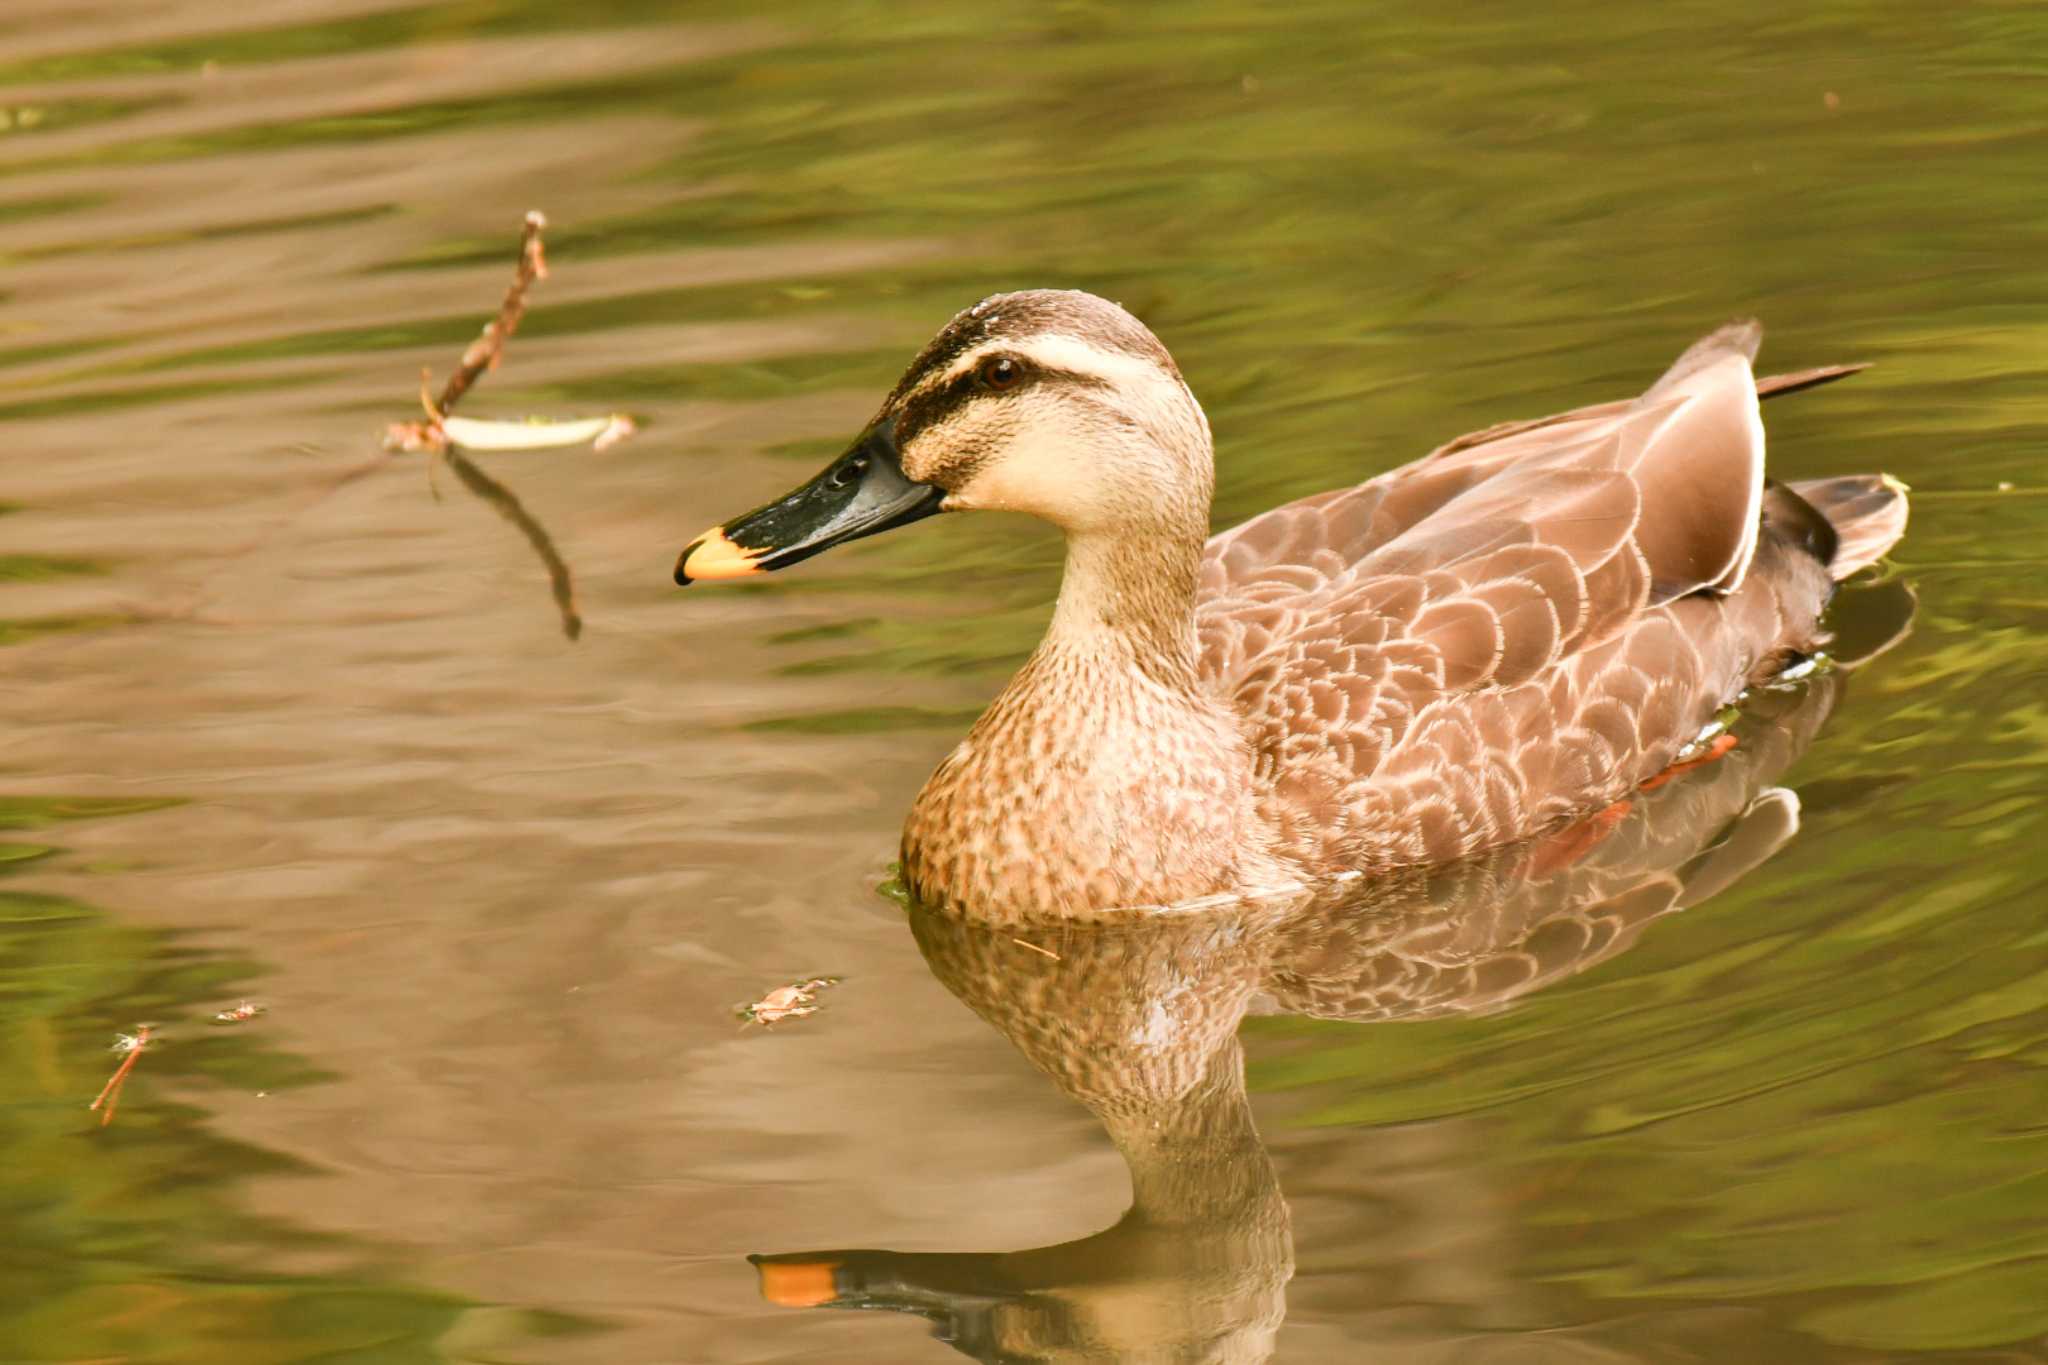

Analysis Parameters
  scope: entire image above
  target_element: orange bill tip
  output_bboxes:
[755,1259,842,1308]
[676,526,763,584]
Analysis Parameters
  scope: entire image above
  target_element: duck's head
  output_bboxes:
[675,289,1210,584]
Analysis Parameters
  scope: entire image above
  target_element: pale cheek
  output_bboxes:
[953,434,1101,525]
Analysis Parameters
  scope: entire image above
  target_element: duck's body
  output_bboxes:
[753,664,1895,1360]
[678,292,1907,918]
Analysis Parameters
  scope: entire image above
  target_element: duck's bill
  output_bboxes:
[675,420,943,585]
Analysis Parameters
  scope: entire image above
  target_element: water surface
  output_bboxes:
[2,3,2045,1361]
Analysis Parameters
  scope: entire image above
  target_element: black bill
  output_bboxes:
[675,419,944,584]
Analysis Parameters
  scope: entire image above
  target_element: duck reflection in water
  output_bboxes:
[750,581,1910,1363]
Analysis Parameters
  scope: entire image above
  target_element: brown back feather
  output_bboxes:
[1197,325,1882,875]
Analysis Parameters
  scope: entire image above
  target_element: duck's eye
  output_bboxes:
[977,356,1023,392]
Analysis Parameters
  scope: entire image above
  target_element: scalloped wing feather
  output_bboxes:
[1197,324,1839,873]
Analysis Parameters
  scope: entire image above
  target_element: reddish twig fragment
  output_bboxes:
[436,209,548,417]
[91,1025,151,1127]
[375,210,627,640]
[382,211,550,454]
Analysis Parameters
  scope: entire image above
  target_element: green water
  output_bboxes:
[1,3,2044,1361]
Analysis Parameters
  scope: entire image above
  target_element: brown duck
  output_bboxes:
[749,648,1912,1361]
[677,292,1907,917]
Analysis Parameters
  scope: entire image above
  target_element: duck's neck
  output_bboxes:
[1041,524,1206,690]
[904,516,1262,915]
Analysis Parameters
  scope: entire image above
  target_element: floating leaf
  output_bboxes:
[440,413,636,453]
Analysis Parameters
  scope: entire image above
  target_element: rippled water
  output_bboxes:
[3,4,2045,1361]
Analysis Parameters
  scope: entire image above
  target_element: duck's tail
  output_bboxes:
[1786,473,1910,581]
[1744,347,1906,581]
[1654,328,1905,582]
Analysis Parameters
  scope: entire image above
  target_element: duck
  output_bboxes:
[675,291,1908,918]
[745,657,1908,1361]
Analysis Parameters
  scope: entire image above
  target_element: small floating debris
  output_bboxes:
[90,1024,152,1127]
[736,976,841,1028]
[439,413,637,454]
[210,1000,266,1025]
[377,210,628,642]
[381,211,637,459]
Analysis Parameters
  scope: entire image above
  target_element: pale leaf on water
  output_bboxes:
[440,414,636,453]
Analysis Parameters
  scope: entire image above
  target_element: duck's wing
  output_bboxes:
[1198,322,1781,680]
[1197,324,1847,868]
[1415,357,1865,465]
[1199,326,1862,627]
[1266,674,1840,1023]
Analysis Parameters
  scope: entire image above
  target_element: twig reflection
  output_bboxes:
[441,448,582,641]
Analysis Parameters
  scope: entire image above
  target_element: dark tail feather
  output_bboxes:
[1786,473,1909,580]
[1758,362,1869,401]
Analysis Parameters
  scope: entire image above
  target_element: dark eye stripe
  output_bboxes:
[893,360,1111,444]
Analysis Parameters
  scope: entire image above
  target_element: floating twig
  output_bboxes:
[436,209,548,418]
[1010,937,1061,961]
[148,216,627,631]
[383,210,549,450]
[381,211,634,458]
[90,1025,151,1127]
[377,211,634,639]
